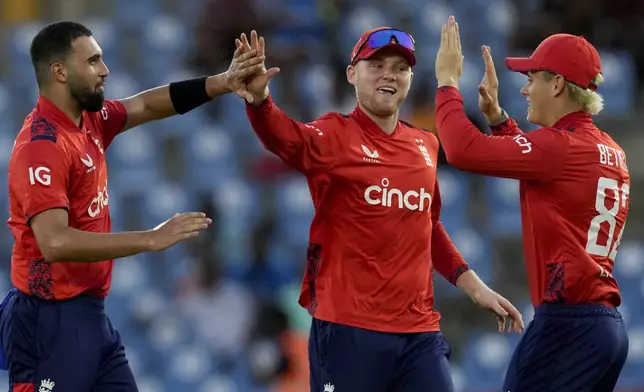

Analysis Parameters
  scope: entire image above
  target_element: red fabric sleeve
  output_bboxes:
[435,87,567,182]
[98,100,128,149]
[12,140,70,221]
[245,96,343,174]
[430,179,470,286]
[490,117,524,137]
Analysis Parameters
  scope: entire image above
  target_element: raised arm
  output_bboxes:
[117,45,265,132]
[238,30,343,173]
[245,97,342,173]
[435,86,566,181]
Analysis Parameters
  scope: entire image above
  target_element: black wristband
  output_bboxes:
[169,76,211,115]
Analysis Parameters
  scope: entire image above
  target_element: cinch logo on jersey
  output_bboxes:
[88,184,109,218]
[364,178,432,212]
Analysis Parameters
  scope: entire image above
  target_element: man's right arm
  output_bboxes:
[245,95,342,174]
[14,140,208,263]
[31,209,152,262]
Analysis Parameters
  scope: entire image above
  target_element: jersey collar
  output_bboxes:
[552,111,593,131]
[35,95,87,131]
[350,105,404,138]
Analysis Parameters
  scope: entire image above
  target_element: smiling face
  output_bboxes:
[521,71,567,126]
[347,48,413,117]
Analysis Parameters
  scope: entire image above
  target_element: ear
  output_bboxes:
[346,64,357,86]
[51,62,67,84]
[552,74,566,98]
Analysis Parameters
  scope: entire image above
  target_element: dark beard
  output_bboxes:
[69,80,105,112]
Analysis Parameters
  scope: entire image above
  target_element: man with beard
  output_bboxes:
[240,30,524,391]
[1,21,262,392]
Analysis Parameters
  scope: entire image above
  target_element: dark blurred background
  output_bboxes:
[0,0,643,391]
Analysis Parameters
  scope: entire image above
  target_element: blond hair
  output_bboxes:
[544,72,605,115]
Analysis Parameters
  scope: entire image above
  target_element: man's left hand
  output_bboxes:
[435,15,463,88]
[223,43,266,103]
[470,287,525,333]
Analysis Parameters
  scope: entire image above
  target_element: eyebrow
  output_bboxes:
[87,53,102,63]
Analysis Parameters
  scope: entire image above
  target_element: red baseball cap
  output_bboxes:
[505,34,602,90]
[350,27,416,66]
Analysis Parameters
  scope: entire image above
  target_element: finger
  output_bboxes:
[232,44,243,59]
[440,23,448,50]
[478,84,492,102]
[266,67,281,80]
[259,36,266,57]
[174,212,208,222]
[250,30,259,51]
[455,21,462,54]
[245,91,254,104]
[235,39,243,49]
[237,50,260,63]
[183,217,212,226]
[449,16,458,53]
[240,33,252,52]
[234,56,265,72]
[482,46,498,82]
[499,299,525,331]
[497,315,506,333]
[180,223,211,234]
[236,63,266,79]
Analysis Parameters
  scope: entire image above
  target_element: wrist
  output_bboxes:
[250,88,270,107]
[486,106,507,125]
[456,270,487,297]
[139,231,156,252]
[437,77,459,89]
[206,73,230,98]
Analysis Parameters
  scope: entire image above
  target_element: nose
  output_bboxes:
[100,60,110,78]
[520,82,529,96]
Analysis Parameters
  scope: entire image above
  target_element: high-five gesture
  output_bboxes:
[478,45,503,123]
[435,15,463,88]
[224,44,266,103]
[236,30,280,105]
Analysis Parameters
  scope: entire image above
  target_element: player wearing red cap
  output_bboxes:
[435,16,629,391]
[237,29,523,391]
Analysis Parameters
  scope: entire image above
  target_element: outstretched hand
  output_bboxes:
[435,15,463,88]
[471,287,525,333]
[478,45,503,123]
[224,44,265,104]
[235,30,280,105]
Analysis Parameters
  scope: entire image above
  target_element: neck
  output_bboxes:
[545,103,584,127]
[359,103,399,135]
[40,88,83,126]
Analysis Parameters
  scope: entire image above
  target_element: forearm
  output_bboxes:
[43,227,152,263]
[455,269,489,297]
[432,221,471,285]
[121,74,227,130]
[245,95,305,161]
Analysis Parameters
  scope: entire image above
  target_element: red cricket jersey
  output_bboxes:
[7,96,127,300]
[435,86,629,308]
[246,96,470,333]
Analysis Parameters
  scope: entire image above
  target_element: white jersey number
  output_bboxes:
[585,177,629,261]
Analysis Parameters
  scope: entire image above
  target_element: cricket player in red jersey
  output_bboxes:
[0,21,267,392]
[435,16,630,391]
[237,30,523,391]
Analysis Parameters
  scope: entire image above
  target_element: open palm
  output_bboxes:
[478,45,502,122]
[236,30,280,104]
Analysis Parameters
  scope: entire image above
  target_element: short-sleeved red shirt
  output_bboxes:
[7,96,127,300]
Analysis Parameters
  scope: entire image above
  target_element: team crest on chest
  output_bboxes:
[415,138,434,167]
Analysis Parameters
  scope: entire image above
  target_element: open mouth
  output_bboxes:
[377,86,396,95]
